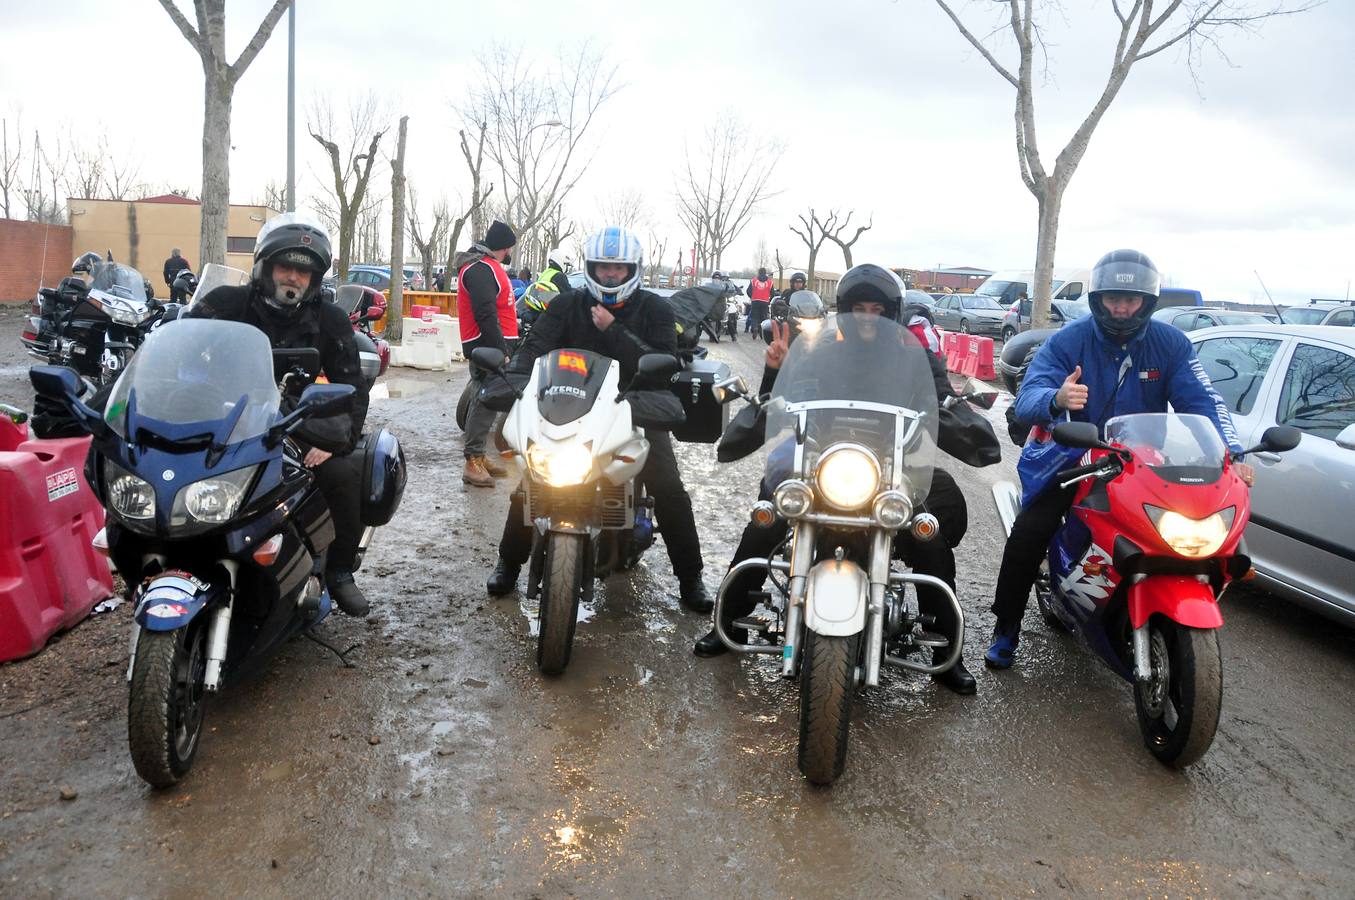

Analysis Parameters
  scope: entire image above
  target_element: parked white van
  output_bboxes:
[974,267,1091,308]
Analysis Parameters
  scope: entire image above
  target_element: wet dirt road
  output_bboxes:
[2,309,1353,897]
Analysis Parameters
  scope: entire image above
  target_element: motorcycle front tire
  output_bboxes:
[797,629,861,786]
[1133,621,1222,768]
[537,532,586,676]
[128,625,209,788]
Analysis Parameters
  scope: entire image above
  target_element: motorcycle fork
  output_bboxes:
[780,521,816,678]
[862,529,891,688]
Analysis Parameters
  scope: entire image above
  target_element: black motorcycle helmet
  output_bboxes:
[251,211,333,310]
[1087,248,1160,341]
[834,263,906,321]
[788,271,807,292]
[173,270,198,297]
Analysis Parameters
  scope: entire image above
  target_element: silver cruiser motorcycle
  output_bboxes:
[713,313,964,785]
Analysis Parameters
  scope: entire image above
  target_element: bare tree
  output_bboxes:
[823,209,873,270]
[789,208,837,287]
[0,113,21,219]
[308,93,387,277]
[753,236,771,272]
[23,131,69,224]
[645,233,669,285]
[774,248,787,284]
[932,0,1317,326]
[466,42,622,266]
[597,189,649,232]
[539,205,575,266]
[675,111,783,273]
[67,135,106,200]
[157,0,291,266]
[254,179,287,211]
[443,121,496,283]
[388,116,409,342]
[407,189,448,295]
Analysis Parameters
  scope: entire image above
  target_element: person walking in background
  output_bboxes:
[747,267,774,341]
[164,248,192,301]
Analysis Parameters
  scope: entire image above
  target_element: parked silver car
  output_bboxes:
[932,293,1006,336]
[1189,324,1355,625]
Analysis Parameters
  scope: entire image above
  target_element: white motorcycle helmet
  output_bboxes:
[547,247,572,272]
[582,227,643,307]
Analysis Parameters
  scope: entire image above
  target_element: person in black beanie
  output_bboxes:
[454,220,520,486]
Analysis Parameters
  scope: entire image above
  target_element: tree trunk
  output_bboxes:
[1030,184,1063,329]
[199,69,232,268]
[807,247,818,289]
[387,117,408,343]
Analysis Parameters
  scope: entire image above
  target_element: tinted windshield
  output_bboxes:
[767,314,938,500]
[90,263,146,300]
[1282,307,1326,325]
[1104,413,1226,483]
[105,319,280,445]
[962,296,1003,310]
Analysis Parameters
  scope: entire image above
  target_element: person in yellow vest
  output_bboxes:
[747,267,774,341]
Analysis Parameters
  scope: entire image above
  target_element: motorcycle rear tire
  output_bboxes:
[1133,622,1221,768]
[797,629,860,786]
[538,532,585,676]
[128,626,208,789]
[455,378,475,431]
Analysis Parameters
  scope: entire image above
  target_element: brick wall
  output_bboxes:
[0,219,74,302]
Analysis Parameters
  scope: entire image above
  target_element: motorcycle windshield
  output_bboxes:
[534,348,609,427]
[1104,413,1227,484]
[90,263,146,300]
[766,313,939,501]
[192,264,251,307]
[104,319,280,445]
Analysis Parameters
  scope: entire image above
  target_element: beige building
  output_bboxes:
[66,195,279,297]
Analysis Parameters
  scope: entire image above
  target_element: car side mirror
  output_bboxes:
[470,347,507,372]
[1051,421,1103,449]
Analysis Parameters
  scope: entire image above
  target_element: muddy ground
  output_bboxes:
[1,304,1353,898]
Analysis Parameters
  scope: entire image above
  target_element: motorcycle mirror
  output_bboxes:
[470,347,508,372]
[638,353,680,381]
[1051,421,1103,449]
[363,304,385,322]
[959,377,999,409]
[1254,424,1302,455]
[298,382,355,417]
[712,374,749,405]
[30,364,82,400]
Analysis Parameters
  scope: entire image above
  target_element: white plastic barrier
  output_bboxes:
[390,315,464,370]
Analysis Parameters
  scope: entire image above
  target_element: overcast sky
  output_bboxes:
[3,0,1351,304]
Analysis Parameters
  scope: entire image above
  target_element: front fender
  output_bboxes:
[802,559,868,637]
[1127,575,1222,630]
[133,571,221,632]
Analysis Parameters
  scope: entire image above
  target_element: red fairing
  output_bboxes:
[1127,576,1223,629]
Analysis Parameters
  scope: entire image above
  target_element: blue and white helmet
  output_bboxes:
[582,227,644,307]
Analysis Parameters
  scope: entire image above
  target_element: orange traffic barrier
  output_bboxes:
[946,334,997,381]
[374,291,457,335]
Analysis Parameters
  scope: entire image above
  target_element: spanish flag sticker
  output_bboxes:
[558,352,588,376]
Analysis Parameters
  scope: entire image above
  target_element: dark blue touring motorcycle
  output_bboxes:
[31,318,405,788]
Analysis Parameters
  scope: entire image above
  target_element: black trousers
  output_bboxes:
[721,468,968,642]
[990,482,1078,625]
[498,430,704,582]
[748,301,769,341]
[312,450,365,575]
[170,286,188,303]
[725,312,738,340]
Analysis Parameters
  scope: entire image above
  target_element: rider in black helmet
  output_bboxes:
[186,212,373,618]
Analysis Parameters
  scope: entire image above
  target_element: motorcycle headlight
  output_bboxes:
[772,479,813,519]
[172,466,258,525]
[872,490,912,529]
[797,317,824,336]
[1145,505,1235,558]
[105,462,155,520]
[815,444,880,510]
[527,442,593,487]
[109,305,140,327]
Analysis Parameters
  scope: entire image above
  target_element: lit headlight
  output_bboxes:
[797,317,824,335]
[872,490,912,529]
[1146,505,1235,558]
[527,442,593,487]
[172,466,258,525]
[108,305,140,327]
[106,462,155,520]
[772,479,813,518]
[815,445,880,510]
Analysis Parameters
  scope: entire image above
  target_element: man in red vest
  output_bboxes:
[747,267,774,341]
[455,220,519,487]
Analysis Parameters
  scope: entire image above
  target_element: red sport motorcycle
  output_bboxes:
[991,413,1299,767]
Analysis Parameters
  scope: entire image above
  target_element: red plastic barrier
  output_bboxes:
[941,330,959,361]
[0,415,28,452]
[947,334,997,381]
[0,436,114,663]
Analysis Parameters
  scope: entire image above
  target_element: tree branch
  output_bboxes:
[228,0,292,85]
[156,0,206,56]
[932,0,1020,86]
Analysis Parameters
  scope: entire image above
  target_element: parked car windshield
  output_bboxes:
[1282,307,1327,325]
[962,296,1003,310]
[1217,312,1271,325]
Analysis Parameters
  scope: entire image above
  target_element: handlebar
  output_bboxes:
[1056,459,1115,483]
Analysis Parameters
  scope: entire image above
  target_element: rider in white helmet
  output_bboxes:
[485,226,712,613]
